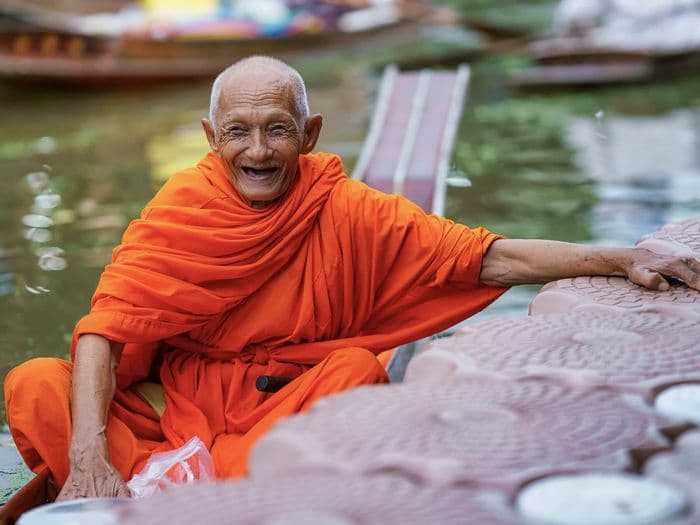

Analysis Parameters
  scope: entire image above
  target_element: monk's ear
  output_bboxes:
[300,114,323,154]
[202,118,218,152]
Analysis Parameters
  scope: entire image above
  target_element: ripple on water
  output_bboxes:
[21,214,53,229]
[24,171,50,194]
[33,193,61,210]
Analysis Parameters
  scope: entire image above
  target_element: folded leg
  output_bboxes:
[4,358,164,487]
[212,347,389,478]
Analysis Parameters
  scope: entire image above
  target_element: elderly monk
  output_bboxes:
[5,56,700,501]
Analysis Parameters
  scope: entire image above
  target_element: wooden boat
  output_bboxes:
[509,37,700,89]
[0,469,55,525]
[0,10,423,86]
[353,64,470,216]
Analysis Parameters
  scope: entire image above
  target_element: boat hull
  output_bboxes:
[0,20,420,86]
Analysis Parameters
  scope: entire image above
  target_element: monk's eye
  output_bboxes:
[225,126,247,138]
[268,124,290,136]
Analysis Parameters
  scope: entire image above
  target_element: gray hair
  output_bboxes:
[208,56,309,128]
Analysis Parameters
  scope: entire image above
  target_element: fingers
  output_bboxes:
[688,257,700,273]
[116,481,132,498]
[55,479,83,502]
[55,487,70,502]
[629,249,700,291]
[671,257,700,291]
[628,267,670,291]
[56,467,129,501]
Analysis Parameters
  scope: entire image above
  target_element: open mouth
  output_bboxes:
[242,166,279,179]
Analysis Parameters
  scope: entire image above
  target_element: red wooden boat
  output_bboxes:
[0,6,424,86]
[509,37,700,89]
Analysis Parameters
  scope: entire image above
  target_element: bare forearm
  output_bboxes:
[479,238,700,292]
[70,334,122,455]
[480,239,632,287]
[58,334,129,500]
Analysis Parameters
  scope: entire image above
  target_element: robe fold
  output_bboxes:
[5,151,508,486]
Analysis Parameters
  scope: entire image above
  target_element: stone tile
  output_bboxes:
[529,276,700,319]
[405,312,700,397]
[636,219,700,258]
[249,376,670,492]
[120,473,519,525]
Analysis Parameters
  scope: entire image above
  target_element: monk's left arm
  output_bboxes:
[479,239,700,291]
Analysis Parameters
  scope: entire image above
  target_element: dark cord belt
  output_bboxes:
[255,375,293,393]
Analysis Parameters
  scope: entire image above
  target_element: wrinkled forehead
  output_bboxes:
[215,75,301,124]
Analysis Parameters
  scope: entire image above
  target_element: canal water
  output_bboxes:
[0,58,699,497]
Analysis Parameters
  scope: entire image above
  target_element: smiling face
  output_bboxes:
[202,64,322,208]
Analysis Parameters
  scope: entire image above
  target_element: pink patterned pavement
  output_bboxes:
[406,312,700,396]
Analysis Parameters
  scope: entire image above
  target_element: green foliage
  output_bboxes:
[442,0,558,37]
[448,70,597,241]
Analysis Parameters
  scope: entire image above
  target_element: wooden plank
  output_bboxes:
[355,65,471,381]
[352,65,397,185]
[354,64,471,217]
[509,62,654,89]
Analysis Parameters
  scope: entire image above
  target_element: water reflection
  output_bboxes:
[21,168,68,283]
[451,90,700,324]
[567,109,700,245]
[147,123,210,184]
[0,84,211,408]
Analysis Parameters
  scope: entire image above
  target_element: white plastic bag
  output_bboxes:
[127,436,214,498]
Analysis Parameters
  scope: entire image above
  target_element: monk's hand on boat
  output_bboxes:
[57,435,130,500]
[620,247,700,292]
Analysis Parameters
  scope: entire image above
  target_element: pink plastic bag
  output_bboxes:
[127,436,214,498]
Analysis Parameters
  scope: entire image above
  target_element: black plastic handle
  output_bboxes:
[256,375,293,393]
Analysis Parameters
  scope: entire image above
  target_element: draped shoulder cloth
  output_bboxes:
[72,152,507,388]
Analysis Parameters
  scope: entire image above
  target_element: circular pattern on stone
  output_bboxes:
[637,219,700,255]
[530,276,700,316]
[407,312,700,390]
[571,328,643,346]
[120,474,516,525]
[655,385,700,424]
[516,473,687,525]
[249,377,668,488]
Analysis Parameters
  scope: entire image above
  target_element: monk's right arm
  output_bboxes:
[56,334,130,500]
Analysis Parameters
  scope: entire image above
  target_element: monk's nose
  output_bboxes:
[246,131,271,162]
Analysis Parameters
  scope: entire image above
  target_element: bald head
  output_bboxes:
[209,56,309,128]
[201,55,323,208]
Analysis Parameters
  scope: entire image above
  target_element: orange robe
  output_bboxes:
[5,152,507,487]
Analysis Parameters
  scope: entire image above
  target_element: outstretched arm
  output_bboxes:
[56,334,130,501]
[480,239,700,291]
